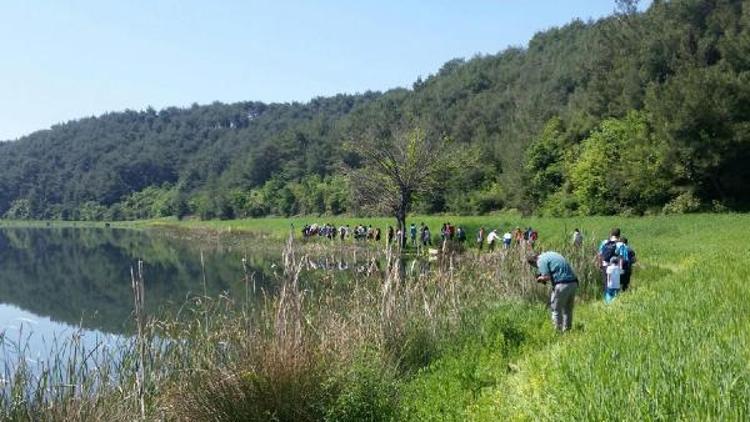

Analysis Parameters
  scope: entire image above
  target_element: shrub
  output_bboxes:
[662,191,701,214]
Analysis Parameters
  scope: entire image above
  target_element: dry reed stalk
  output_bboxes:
[130,260,146,421]
[274,232,307,365]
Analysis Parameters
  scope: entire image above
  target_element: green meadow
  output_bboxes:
[1,213,748,420]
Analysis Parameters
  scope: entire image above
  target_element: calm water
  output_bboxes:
[0,227,276,362]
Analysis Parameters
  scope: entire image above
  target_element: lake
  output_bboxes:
[0,226,277,365]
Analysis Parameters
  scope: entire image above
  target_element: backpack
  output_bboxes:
[600,240,619,263]
[622,248,636,271]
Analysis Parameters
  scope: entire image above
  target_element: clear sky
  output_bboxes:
[0,1,648,141]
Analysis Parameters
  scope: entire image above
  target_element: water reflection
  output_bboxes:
[0,227,274,336]
[0,227,438,366]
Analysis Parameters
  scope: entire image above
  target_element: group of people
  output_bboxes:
[302,222,543,253]
[478,226,539,251]
[302,223,400,243]
[597,228,636,302]
[526,227,636,333]
[303,221,638,334]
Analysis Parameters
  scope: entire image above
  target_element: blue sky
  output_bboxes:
[0,1,649,141]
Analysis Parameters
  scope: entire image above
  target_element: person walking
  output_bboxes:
[572,228,583,247]
[605,256,622,303]
[422,226,431,246]
[476,227,485,251]
[527,251,579,332]
[487,229,500,252]
[502,231,512,249]
[410,223,417,247]
[456,226,467,244]
[620,237,636,291]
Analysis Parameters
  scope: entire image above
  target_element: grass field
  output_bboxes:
[1,213,748,420]
[396,213,750,420]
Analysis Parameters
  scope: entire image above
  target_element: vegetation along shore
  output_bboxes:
[0,213,747,420]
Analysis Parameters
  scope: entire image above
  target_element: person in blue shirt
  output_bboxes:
[620,236,636,291]
[527,251,579,332]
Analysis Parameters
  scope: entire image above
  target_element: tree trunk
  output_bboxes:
[396,214,406,251]
[397,190,410,250]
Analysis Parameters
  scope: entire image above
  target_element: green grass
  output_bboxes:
[396,213,750,420]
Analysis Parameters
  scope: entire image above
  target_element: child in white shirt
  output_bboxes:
[502,232,512,249]
[605,256,622,304]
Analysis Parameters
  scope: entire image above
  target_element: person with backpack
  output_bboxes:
[527,251,579,332]
[620,236,636,291]
[456,226,467,243]
[410,223,417,246]
[597,228,629,291]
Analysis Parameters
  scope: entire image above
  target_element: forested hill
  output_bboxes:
[2,0,750,221]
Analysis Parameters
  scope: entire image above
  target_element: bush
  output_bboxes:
[662,191,701,214]
[539,190,579,217]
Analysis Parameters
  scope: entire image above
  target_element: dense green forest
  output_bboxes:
[1,0,749,220]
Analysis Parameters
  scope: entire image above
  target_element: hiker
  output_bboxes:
[526,251,579,332]
[456,226,467,243]
[374,227,382,242]
[605,256,622,303]
[476,227,485,251]
[597,228,629,291]
[502,231,512,249]
[422,226,432,246]
[529,229,538,247]
[514,227,524,246]
[387,226,394,244]
[620,237,636,291]
[410,223,417,246]
[572,228,583,247]
[487,229,500,252]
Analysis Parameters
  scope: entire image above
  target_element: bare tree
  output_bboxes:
[346,125,447,249]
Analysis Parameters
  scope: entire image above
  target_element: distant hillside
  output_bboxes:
[2,0,749,220]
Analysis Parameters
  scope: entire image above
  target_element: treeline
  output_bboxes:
[1,0,749,220]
